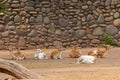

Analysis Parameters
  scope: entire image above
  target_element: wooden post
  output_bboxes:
[0,59,43,79]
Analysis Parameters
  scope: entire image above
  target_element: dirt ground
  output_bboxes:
[0,47,120,80]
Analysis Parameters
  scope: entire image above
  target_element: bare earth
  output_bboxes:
[0,47,120,80]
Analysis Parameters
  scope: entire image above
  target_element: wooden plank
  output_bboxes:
[0,59,43,79]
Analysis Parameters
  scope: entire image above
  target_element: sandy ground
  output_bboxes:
[0,47,120,80]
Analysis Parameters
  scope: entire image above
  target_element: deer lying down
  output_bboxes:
[70,45,81,58]
[97,45,111,58]
[34,49,48,59]
[88,50,98,56]
[8,48,25,60]
[50,48,64,59]
[76,55,97,64]
[97,47,108,58]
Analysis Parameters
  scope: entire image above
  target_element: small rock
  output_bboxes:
[48,23,56,33]
[3,15,10,23]
[97,14,104,23]
[82,5,88,9]
[62,31,69,37]
[71,0,78,3]
[87,34,96,40]
[44,17,50,24]
[14,15,21,23]
[113,19,120,27]
[75,30,85,38]
[29,17,36,23]
[6,26,15,31]
[91,39,101,44]
[59,0,65,7]
[93,27,104,35]
[59,18,68,27]
[19,11,27,16]
[47,37,53,42]
[105,0,112,6]
[86,27,91,34]
[87,14,94,21]
[10,38,17,42]
[111,0,119,5]
[36,15,43,23]
[90,24,98,28]
[25,6,34,11]
[55,29,61,35]
[114,12,120,18]
[8,21,14,26]
[26,1,35,6]
[20,2,25,7]
[28,30,37,37]
[11,4,20,8]
[31,37,39,43]
[105,16,113,21]
[0,25,5,32]
[87,1,93,5]
[106,25,118,35]
[16,29,27,36]
[1,31,9,37]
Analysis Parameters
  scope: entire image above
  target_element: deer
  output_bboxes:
[34,48,48,59]
[76,54,97,64]
[88,49,98,56]
[97,45,110,58]
[7,46,25,60]
[50,47,65,59]
[69,45,81,58]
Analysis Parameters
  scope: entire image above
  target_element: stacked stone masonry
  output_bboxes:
[0,0,120,49]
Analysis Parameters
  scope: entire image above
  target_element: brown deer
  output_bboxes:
[70,45,81,58]
[97,45,110,58]
[88,50,98,56]
[50,48,65,59]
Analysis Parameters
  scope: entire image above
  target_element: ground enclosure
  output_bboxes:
[0,47,120,80]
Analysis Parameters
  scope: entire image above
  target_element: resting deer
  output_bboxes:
[77,49,97,64]
[50,48,64,59]
[34,49,48,59]
[70,45,81,58]
[76,54,97,64]
[8,47,25,60]
[97,45,110,58]
[88,50,98,56]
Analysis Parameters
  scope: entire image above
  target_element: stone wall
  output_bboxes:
[0,0,120,49]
